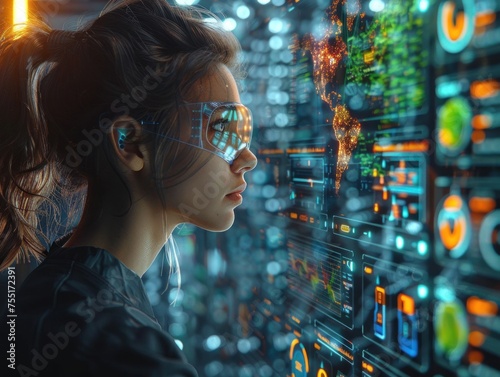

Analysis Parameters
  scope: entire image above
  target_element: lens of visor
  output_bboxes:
[202,103,253,163]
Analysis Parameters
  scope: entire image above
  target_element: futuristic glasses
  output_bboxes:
[141,101,253,164]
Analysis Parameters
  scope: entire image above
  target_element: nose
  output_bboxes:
[231,147,257,173]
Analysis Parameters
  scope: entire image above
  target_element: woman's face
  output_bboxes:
[162,65,257,231]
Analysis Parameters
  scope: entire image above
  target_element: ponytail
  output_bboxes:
[0,22,58,270]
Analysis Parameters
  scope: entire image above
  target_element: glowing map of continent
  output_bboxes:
[302,0,361,194]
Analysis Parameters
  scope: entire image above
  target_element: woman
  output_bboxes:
[0,0,257,375]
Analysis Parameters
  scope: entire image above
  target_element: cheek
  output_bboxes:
[160,147,208,188]
[163,157,234,222]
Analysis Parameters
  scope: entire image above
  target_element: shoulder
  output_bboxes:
[15,306,198,377]
[71,306,198,377]
[11,247,198,376]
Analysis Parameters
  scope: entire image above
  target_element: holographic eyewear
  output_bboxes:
[141,102,253,164]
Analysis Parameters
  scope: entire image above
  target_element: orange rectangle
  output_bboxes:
[467,296,498,317]
[340,224,350,233]
[375,286,386,305]
[398,293,415,315]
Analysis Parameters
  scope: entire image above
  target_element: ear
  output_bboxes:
[110,116,145,172]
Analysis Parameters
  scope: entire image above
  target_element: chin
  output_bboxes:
[194,213,235,232]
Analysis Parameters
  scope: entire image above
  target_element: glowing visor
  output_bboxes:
[142,102,253,164]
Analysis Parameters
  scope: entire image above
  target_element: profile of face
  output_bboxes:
[163,65,258,231]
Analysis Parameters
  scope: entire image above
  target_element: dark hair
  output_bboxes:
[0,0,242,270]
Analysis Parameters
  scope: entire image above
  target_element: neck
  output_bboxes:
[63,185,175,277]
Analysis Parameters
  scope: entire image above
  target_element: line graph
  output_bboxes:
[288,238,343,318]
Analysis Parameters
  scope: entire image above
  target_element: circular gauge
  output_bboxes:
[435,194,472,259]
[437,0,476,54]
[290,339,309,377]
[437,97,472,157]
[479,210,500,271]
[434,300,469,361]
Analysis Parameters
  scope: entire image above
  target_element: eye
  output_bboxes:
[211,118,230,132]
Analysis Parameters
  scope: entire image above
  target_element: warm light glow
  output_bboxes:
[470,79,500,99]
[469,331,486,347]
[471,130,485,144]
[373,140,429,152]
[468,350,484,365]
[391,202,401,220]
[13,0,28,31]
[467,296,498,317]
[398,294,415,315]
[375,286,386,305]
[469,197,496,213]
[286,147,325,154]
[444,195,463,209]
[475,11,496,28]
[472,114,491,129]
[362,361,375,373]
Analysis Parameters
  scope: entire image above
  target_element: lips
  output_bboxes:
[227,183,247,196]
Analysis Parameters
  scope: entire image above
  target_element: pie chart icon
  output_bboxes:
[437,0,475,54]
[436,194,471,259]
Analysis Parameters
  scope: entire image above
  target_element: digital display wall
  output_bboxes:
[190,0,500,376]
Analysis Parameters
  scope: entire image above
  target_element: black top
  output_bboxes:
[2,236,198,377]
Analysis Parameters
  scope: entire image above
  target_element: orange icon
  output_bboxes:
[439,195,467,250]
[437,0,475,54]
[436,194,471,259]
[443,2,467,41]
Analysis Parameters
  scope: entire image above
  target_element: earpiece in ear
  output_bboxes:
[118,130,127,149]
